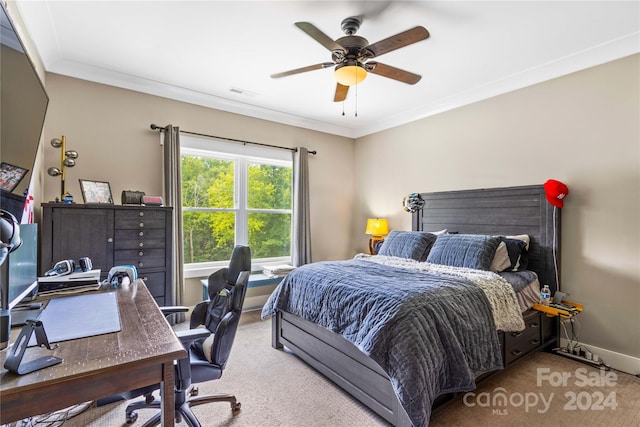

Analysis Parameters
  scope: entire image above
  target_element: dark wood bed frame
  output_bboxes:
[271,185,560,426]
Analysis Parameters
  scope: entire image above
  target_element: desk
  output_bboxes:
[0,280,187,426]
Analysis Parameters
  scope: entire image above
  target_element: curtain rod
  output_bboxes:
[150,124,317,155]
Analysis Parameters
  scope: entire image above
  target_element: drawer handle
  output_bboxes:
[530,339,540,345]
[139,222,144,228]
[511,350,523,356]
[138,262,144,267]
[139,231,144,237]
[510,331,522,338]
[139,242,144,248]
[529,323,539,328]
[139,211,144,217]
[138,251,144,257]
[107,237,113,243]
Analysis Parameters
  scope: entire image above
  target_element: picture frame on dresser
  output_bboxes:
[79,179,113,204]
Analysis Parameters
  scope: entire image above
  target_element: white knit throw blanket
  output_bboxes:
[356,254,526,332]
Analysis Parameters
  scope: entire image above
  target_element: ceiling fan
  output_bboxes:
[271,16,430,102]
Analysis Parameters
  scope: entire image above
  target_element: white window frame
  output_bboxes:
[181,135,293,278]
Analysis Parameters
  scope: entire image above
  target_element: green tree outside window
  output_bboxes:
[181,154,292,263]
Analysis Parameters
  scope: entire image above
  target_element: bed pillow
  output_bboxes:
[506,234,530,270]
[490,242,512,272]
[377,230,438,261]
[430,228,448,235]
[489,237,529,272]
[426,234,502,271]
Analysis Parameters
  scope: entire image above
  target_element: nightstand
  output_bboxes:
[533,299,583,318]
[534,299,605,368]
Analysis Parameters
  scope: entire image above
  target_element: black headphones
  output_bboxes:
[0,210,22,266]
[45,257,93,277]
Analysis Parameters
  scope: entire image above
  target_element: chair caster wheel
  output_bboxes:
[231,401,241,414]
[189,386,199,397]
[126,411,138,424]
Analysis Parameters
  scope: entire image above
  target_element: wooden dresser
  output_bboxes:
[40,203,173,305]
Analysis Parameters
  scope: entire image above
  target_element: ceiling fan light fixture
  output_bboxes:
[334,64,367,86]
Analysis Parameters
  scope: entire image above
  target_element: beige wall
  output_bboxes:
[42,74,355,305]
[354,54,640,360]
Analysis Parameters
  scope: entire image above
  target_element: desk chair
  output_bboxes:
[124,245,251,427]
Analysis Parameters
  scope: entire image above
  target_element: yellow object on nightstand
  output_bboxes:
[533,299,583,318]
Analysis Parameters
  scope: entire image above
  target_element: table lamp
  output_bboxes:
[365,218,389,255]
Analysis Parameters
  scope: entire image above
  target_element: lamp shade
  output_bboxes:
[334,64,368,86]
[365,218,389,236]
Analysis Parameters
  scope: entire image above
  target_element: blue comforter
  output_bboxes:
[261,257,505,427]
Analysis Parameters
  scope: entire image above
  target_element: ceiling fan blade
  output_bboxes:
[271,63,334,79]
[295,22,346,53]
[334,83,349,102]
[363,26,429,58]
[366,62,422,85]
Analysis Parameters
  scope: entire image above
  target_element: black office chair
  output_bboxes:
[124,245,251,427]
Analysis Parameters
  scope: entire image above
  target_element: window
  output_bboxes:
[180,135,292,275]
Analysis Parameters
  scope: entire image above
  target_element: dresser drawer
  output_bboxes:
[140,271,166,300]
[505,311,542,364]
[115,248,166,269]
[114,229,166,250]
[115,210,166,229]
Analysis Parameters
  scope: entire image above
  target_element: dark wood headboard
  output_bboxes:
[412,185,561,294]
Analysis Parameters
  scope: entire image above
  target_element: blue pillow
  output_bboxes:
[377,230,438,261]
[426,234,502,270]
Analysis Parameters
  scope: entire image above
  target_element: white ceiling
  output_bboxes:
[15,1,640,138]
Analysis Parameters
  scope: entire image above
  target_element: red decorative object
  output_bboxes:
[544,179,569,208]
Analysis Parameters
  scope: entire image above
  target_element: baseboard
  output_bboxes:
[559,338,640,375]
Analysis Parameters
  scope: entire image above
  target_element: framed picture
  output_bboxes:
[0,162,29,192]
[79,179,114,204]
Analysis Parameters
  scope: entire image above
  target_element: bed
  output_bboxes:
[261,185,560,426]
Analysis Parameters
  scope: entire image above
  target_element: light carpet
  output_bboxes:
[35,311,640,427]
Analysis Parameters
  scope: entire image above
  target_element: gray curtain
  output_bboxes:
[163,125,185,315]
[292,147,311,266]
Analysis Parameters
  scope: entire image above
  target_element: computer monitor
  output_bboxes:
[1,223,38,349]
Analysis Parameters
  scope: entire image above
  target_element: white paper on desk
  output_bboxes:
[28,292,121,346]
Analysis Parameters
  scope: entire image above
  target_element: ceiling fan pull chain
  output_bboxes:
[355,77,358,117]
